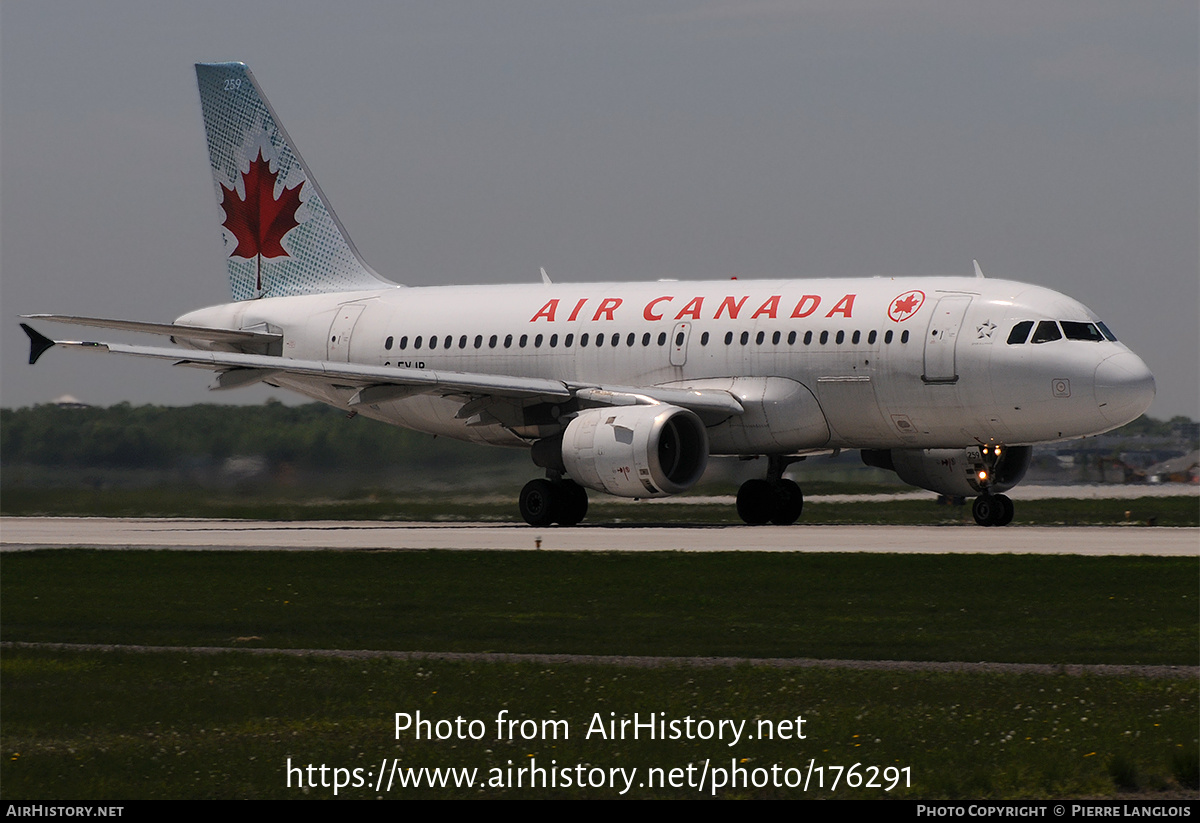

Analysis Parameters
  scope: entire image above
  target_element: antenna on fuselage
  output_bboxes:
[973,260,985,279]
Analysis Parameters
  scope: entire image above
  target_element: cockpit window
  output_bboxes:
[1060,321,1104,342]
[1007,321,1033,344]
[1030,320,1062,344]
[1097,322,1118,342]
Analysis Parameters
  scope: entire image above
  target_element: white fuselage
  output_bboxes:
[177,275,1155,455]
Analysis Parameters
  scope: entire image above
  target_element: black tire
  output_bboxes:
[995,493,1014,527]
[557,480,589,526]
[519,478,558,527]
[737,478,774,525]
[973,495,999,527]
[769,479,804,526]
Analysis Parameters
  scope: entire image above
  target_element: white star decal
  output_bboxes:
[977,320,996,339]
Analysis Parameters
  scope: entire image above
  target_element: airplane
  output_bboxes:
[21,62,1156,528]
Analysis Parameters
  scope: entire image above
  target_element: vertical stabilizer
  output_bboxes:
[196,63,394,301]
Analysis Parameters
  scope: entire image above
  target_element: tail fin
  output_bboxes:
[196,63,394,301]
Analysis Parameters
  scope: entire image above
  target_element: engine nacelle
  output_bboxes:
[555,405,709,498]
[861,445,1032,498]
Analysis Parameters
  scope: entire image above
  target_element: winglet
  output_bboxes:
[20,323,56,365]
[540,267,553,285]
[973,259,985,279]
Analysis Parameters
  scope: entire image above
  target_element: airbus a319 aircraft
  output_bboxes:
[22,63,1156,527]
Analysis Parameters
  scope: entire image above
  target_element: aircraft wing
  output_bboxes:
[20,324,744,416]
[20,314,281,347]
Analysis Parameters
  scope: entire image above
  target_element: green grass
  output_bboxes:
[1,649,1195,799]
[2,551,1195,665]
[2,487,1196,526]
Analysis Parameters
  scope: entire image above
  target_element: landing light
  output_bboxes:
[978,470,989,482]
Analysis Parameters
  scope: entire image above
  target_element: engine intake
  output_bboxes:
[549,405,709,498]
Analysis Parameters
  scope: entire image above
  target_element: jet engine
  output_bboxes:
[536,405,709,498]
[861,445,1032,498]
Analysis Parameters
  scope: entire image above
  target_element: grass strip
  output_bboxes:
[2,551,1195,665]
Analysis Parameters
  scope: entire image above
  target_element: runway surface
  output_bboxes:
[2,517,1196,555]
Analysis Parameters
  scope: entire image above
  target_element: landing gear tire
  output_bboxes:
[519,478,590,526]
[520,479,558,527]
[770,479,804,526]
[973,493,1014,527]
[557,480,589,526]
[737,478,804,526]
[737,479,774,525]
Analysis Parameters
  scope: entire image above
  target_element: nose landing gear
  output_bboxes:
[972,444,1015,526]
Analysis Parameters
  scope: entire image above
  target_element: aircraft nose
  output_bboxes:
[1094,352,1155,426]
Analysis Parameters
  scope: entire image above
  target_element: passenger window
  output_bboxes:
[399,336,408,350]
[756,331,765,345]
[1007,321,1033,344]
[444,335,452,349]
[627,333,636,347]
[901,330,910,343]
[549,334,558,348]
[581,333,590,347]
[658,332,667,346]
[804,331,812,345]
[819,331,829,345]
[565,333,574,347]
[740,331,750,345]
[596,333,604,348]
[675,331,685,346]
[1031,321,1061,344]
[430,335,439,350]
[474,335,483,348]
[642,332,651,346]
[385,336,394,350]
[701,332,710,345]
[504,334,513,348]
[488,335,497,348]
[414,335,423,349]
[611,333,620,346]
[884,330,893,344]
[724,331,733,345]
[534,333,543,347]
[852,330,861,344]
[788,331,796,345]
[458,335,467,349]
[836,330,845,344]
[868,330,877,344]
[1061,321,1103,342]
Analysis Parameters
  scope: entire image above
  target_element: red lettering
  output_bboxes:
[567,298,588,322]
[643,296,673,321]
[530,299,558,322]
[715,296,749,320]
[825,293,856,318]
[674,296,704,320]
[790,295,821,318]
[751,295,781,320]
[592,298,623,321]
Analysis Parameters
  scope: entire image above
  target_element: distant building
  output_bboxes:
[1144,451,1200,484]
[51,394,91,409]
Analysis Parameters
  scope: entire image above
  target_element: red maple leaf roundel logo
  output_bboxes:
[220,149,304,292]
[887,290,925,322]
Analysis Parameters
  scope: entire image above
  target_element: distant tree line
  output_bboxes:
[0,400,522,473]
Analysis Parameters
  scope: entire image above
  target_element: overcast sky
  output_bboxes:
[2,1,1196,420]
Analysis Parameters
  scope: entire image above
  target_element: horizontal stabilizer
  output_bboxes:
[21,314,281,346]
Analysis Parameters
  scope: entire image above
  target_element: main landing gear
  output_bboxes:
[736,456,804,526]
[519,478,589,526]
[972,493,1014,527]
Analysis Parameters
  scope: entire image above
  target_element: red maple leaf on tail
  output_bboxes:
[220,149,304,292]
